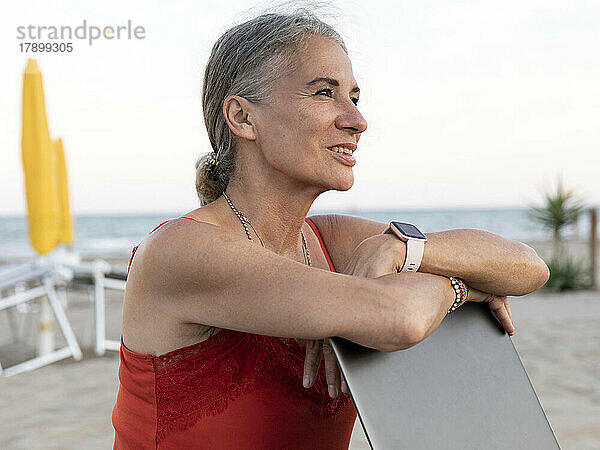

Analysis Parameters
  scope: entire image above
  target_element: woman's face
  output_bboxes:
[251,34,368,192]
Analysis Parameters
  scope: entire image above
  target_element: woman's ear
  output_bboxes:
[222,95,256,142]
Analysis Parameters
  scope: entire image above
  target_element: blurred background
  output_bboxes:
[1,1,598,449]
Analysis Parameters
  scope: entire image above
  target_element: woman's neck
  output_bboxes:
[222,175,321,258]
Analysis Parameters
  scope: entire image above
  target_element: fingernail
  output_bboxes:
[303,375,311,388]
[341,380,349,394]
[328,385,337,398]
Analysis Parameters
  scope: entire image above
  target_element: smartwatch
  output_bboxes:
[387,221,427,272]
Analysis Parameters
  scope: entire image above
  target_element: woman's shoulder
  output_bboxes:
[122,209,225,355]
[126,208,226,305]
[138,208,222,256]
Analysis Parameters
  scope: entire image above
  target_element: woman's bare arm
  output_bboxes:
[418,228,549,295]
[309,214,549,296]
[126,219,458,352]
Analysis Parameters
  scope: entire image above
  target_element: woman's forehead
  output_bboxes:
[284,37,358,91]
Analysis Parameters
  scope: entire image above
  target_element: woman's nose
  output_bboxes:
[337,100,367,134]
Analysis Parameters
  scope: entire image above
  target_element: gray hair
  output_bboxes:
[195,4,347,205]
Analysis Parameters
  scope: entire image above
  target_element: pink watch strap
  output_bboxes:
[401,238,425,272]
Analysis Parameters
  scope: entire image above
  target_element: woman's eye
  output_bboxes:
[316,89,360,106]
[316,88,334,97]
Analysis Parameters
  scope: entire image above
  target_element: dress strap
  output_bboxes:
[179,216,202,223]
[304,217,336,272]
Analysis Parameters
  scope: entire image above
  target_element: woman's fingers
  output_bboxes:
[505,298,513,323]
[488,297,515,336]
[302,338,348,396]
[470,291,516,336]
[504,298,515,335]
[322,339,342,398]
[303,339,323,388]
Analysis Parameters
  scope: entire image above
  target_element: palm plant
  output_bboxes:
[545,256,592,292]
[529,178,585,258]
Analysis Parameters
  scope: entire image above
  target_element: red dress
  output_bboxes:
[112,217,357,449]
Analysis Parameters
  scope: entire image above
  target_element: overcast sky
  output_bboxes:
[1,0,598,215]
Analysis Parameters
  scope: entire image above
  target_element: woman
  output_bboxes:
[112,9,549,450]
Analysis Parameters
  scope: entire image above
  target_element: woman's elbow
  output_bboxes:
[378,331,422,352]
[532,254,550,290]
[514,246,550,295]
[382,307,424,352]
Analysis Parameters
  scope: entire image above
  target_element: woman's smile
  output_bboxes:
[326,147,356,166]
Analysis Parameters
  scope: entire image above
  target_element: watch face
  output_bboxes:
[391,221,427,240]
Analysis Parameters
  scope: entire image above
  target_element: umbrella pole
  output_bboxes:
[37,297,55,355]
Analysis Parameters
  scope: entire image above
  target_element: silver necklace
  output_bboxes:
[223,191,311,267]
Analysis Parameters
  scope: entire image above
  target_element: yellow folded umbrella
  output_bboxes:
[21,59,72,254]
[55,138,74,246]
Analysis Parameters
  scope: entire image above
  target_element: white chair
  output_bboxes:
[66,260,126,355]
[0,263,82,377]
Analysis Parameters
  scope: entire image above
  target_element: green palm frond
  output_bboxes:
[528,178,585,238]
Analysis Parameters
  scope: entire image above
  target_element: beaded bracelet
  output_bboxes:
[447,277,469,314]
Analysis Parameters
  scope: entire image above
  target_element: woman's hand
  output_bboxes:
[467,286,515,336]
[341,234,404,277]
[296,338,349,398]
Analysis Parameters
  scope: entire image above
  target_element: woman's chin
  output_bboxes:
[310,170,354,192]
[331,175,354,191]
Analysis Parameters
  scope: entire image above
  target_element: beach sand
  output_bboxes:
[1,255,599,449]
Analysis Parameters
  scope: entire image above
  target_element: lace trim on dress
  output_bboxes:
[153,330,352,443]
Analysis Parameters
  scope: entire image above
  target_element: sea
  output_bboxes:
[0,208,593,261]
